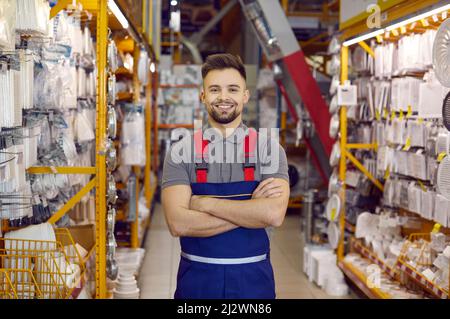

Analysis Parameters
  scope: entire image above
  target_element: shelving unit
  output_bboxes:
[335,1,450,299]
[350,238,398,280]
[396,259,448,299]
[14,0,159,299]
[338,260,392,299]
[108,27,159,249]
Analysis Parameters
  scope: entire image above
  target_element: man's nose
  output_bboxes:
[219,90,229,100]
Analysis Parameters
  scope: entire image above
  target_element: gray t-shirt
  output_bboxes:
[162,123,289,188]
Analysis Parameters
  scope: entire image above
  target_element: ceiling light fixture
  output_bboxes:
[108,0,129,29]
[343,29,385,47]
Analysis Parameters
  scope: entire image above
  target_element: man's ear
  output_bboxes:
[243,89,250,104]
[200,90,205,103]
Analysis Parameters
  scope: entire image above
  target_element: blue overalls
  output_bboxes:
[174,129,276,299]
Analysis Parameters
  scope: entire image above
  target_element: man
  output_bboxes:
[162,53,290,299]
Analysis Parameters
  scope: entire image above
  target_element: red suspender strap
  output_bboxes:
[194,129,209,183]
[244,128,257,181]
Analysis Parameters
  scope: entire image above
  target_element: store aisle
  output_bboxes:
[138,204,352,299]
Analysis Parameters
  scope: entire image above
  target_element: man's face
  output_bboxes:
[201,68,249,124]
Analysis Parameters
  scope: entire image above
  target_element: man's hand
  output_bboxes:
[252,178,284,199]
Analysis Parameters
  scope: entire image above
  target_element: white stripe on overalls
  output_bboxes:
[181,252,267,265]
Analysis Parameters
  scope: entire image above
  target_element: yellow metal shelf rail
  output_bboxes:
[23,0,158,298]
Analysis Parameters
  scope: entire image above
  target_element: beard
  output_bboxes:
[207,99,241,124]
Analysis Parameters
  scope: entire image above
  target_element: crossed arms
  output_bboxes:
[162,178,290,238]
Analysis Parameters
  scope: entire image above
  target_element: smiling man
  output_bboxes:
[161,53,290,299]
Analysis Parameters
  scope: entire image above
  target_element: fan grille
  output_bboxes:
[443,92,450,131]
[330,142,341,166]
[328,169,339,197]
[329,113,340,138]
[433,18,450,88]
[326,194,341,221]
[327,222,340,249]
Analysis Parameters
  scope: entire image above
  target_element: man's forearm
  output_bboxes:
[199,197,284,229]
[167,207,238,237]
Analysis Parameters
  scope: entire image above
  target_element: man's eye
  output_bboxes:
[210,89,219,93]
[229,88,238,93]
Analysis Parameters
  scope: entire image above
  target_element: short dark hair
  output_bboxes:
[201,53,246,81]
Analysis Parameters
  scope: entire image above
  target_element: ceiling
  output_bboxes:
[161,0,339,59]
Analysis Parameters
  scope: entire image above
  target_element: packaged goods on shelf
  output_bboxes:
[16,0,51,36]
[121,105,146,166]
[172,65,202,85]
[373,30,436,78]
[0,0,16,50]
[332,11,450,299]
[343,253,425,299]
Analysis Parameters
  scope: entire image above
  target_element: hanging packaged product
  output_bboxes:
[74,110,95,143]
[329,54,341,76]
[434,194,450,227]
[0,60,18,128]
[121,105,146,167]
[0,0,16,50]
[418,70,448,118]
[34,63,63,110]
[328,36,341,55]
[16,0,51,35]
[337,80,357,106]
[352,45,370,73]
[15,50,35,110]
[138,49,149,86]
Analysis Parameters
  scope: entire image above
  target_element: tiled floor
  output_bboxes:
[138,203,353,299]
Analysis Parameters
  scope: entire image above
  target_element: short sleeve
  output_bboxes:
[259,138,290,183]
[161,141,191,189]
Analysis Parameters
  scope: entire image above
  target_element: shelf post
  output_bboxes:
[130,43,142,249]
[145,69,153,209]
[131,167,141,248]
[153,70,159,172]
[95,0,108,299]
[337,45,349,262]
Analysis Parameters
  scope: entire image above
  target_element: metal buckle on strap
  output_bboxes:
[243,161,256,169]
[195,161,209,171]
[181,252,267,265]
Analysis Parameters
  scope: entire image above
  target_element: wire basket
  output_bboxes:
[397,233,449,298]
[398,233,432,267]
[0,228,86,299]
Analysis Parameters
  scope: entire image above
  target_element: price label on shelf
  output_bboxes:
[407,105,413,118]
[375,110,381,121]
[390,110,396,121]
[384,166,390,180]
[331,208,337,221]
[383,108,389,120]
[403,137,411,151]
[438,152,447,163]
[417,180,427,192]
[431,223,442,234]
